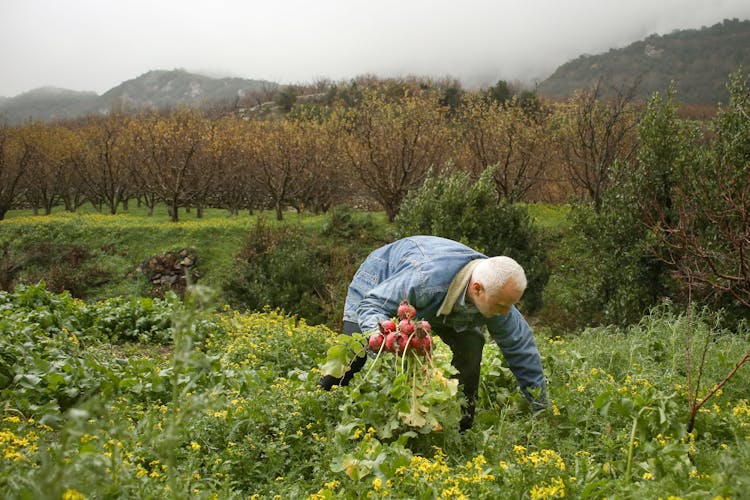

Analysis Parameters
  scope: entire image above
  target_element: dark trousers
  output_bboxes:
[438,328,486,431]
[319,322,486,431]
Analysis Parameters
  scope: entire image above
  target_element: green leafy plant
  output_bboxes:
[92,295,174,344]
[395,167,549,313]
[1,285,749,498]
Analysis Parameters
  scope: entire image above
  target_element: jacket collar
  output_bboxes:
[437,259,483,316]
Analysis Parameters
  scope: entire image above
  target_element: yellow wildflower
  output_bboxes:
[62,489,85,500]
[529,477,565,500]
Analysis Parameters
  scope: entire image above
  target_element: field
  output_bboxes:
[1,207,749,499]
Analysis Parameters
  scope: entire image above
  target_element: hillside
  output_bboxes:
[0,69,278,124]
[538,18,750,104]
[101,69,277,111]
[2,19,749,123]
[0,87,102,123]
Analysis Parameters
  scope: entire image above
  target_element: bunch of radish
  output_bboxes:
[368,300,432,357]
[320,298,459,435]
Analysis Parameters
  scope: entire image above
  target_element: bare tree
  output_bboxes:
[247,119,311,221]
[0,125,31,220]
[72,115,134,214]
[20,123,80,215]
[339,89,452,222]
[288,118,349,214]
[554,78,641,210]
[128,108,208,222]
[459,95,552,202]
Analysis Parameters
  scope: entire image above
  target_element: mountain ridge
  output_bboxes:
[0,69,278,124]
[537,18,750,103]
[2,18,749,123]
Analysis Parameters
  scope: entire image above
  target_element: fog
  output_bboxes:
[2,0,750,97]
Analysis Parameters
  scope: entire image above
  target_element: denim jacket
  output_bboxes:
[344,236,547,405]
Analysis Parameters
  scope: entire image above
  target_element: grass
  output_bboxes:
[524,202,574,233]
[2,203,749,498]
[1,205,332,300]
[1,202,559,304]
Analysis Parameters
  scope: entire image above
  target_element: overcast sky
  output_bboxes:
[2,0,750,97]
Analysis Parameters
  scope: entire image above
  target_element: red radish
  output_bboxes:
[379,319,397,334]
[422,334,433,354]
[396,333,409,354]
[397,300,417,320]
[368,333,385,351]
[409,335,423,351]
[385,331,400,353]
[398,319,415,336]
[409,334,433,354]
[372,303,432,357]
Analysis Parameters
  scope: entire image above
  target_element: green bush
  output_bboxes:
[665,70,750,325]
[394,167,549,313]
[321,204,378,241]
[223,221,333,325]
[224,213,388,328]
[543,89,694,329]
[543,198,673,329]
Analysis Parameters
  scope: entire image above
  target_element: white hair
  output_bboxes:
[472,256,527,295]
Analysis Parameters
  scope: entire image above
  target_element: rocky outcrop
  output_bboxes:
[136,248,199,297]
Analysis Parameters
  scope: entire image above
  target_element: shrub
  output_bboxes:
[543,196,673,329]
[643,71,750,325]
[15,242,112,298]
[321,204,378,241]
[394,167,549,313]
[224,213,387,328]
[223,221,333,325]
[543,88,693,329]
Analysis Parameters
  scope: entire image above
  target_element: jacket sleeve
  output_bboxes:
[354,269,424,333]
[354,267,447,333]
[487,307,548,410]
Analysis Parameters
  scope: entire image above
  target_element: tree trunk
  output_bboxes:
[169,203,179,222]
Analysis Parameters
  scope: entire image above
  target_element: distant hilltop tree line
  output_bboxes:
[0,72,740,223]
